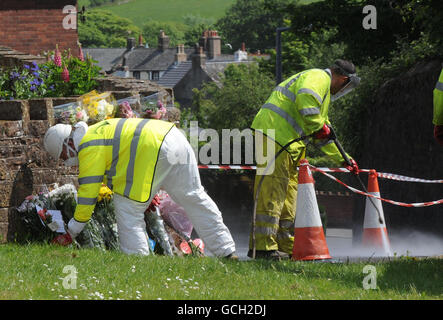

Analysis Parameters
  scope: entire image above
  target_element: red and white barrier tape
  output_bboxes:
[309,165,443,208]
[198,165,256,170]
[315,167,443,184]
[198,164,443,184]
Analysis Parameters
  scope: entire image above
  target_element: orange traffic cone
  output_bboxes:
[362,170,391,254]
[292,159,331,261]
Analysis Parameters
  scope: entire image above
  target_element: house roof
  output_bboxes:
[83,48,126,73]
[157,61,192,88]
[127,47,194,72]
[84,46,194,73]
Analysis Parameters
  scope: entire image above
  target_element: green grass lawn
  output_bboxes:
[84,0,236,27]
[79,0,322,27]
[0,243,441,300]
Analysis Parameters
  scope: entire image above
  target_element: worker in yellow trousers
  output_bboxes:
[249,59,360,260]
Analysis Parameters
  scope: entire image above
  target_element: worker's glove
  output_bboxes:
[314,124,331,140]
[147,195,161,212]
[434,125,443,146]
[52,232,72,246]
[344,158,359,175]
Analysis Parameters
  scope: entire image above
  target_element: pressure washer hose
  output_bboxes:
[250,128,384,259]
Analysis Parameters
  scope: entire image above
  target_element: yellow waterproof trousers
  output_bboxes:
[249,137,306,254]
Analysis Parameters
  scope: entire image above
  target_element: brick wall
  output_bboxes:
[0,0,79,56]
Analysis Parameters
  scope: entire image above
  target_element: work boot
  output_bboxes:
[224,252,239,260]
[247,250,290,261]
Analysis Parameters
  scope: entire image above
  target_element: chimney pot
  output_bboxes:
[127,37,135,51]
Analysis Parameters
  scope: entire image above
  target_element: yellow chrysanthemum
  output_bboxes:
[98,185,113,202]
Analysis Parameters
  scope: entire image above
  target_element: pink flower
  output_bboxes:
[78,45,84,62]
[61,65,70,82]
[54,44,62,67]
[119,101,135,118]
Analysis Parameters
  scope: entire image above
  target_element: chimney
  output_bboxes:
[192,44,206,69]
[207,30,221,59]
[138,34,144,47]
[175,44,187,64]
[199,30,209,52]
[158,30,170,51]
[127,37,135,51]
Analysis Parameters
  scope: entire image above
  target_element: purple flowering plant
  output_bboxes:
[0,61,50,100]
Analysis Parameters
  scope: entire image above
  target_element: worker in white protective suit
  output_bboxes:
[43,119,237,259]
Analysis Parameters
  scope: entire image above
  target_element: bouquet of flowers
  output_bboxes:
[16,192,57,242]
[116,100,138,119]
[140,93,167,119]
[79,185,119,251]
[77,90,117,124]
[147,191,204,257]
[16,183,119,250]
[53,101,89,125]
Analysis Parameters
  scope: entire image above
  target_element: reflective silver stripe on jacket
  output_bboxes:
[107,118,128,189]
[299,107,320,116]
[261,103,305,137]
[274,86,296,102]
[254,226,278,236]
[256,213,279,225]
[297,88,323,105]
[124,119,150,197]
[78,139,113,152]
[436,81,443,92]
[78,175,104,185]
[274,71,306,101]
[77,197,97,206]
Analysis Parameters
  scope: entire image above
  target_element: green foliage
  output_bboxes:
[288,0,413,65]
[40,50,103,97]
[216,0,295,52]
[78,10,141,48]
[142,20,187,48]
[192,63,275,131]
[259,23,347,80]
[0,51,102,100]
[182,14,216,48]
[81,0,116,7]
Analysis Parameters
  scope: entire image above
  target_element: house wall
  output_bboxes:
[0,0,79,56]
[174,66,213,107]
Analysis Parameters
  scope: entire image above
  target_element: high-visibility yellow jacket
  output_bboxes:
[433,68,443,125]
[74,118,174,222]
[251,68,350,164]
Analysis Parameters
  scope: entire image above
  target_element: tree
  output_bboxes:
[78,10,141,48]
[215,0,295,53]
[192,63,274,131]
[142,21,187,48]
[287,0,413,65]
